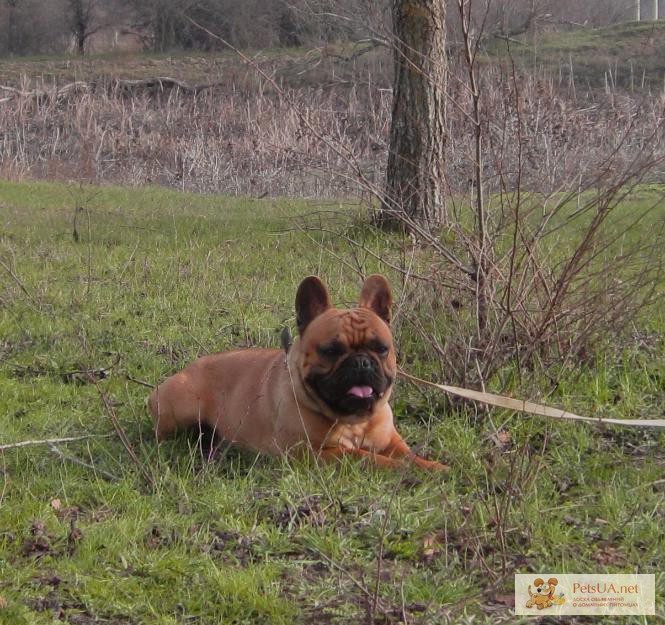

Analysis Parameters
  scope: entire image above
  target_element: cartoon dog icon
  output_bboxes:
[526,578,562,609]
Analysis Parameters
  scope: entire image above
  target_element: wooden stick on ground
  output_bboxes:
[0,434,108,452]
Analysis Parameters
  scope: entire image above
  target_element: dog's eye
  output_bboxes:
[319,343,346,358]
[371,342,389,357]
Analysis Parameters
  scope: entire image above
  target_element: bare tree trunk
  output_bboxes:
[76,26,86,55]
[382,0,447,230]
[7,0,19,54]
[67,0,99,56]
[653,0,659,20]
[635,0,641,20]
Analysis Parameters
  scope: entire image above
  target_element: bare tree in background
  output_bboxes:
[121,0,243,51]
[383,0,447,230]
[0,0,70,54]
[122,0,195,51]
[5,0,21,53]
[67,0,100,55]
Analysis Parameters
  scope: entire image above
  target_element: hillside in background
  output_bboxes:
[2,21,664,93]
[497,20,665,90]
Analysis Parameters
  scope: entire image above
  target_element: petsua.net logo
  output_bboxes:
[515,574,655,616]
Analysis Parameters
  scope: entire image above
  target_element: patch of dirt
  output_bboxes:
[270,495,329,530]
[0,340,15,361]
[145,523,261,566]
[0,335,36,360]
[591,542,627,566]
[26,571,135,624]
[20,520,53,558]
[66,519,84,555]
[203,528,256,564]
[28,590,65,614]
[18,512,91,560]
[598,427,663,457]
[51,502,113,525]
[155,343,190,366]
[34,573,63,588]
[144,524,180,550]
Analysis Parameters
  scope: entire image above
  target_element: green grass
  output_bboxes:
[0,180,664,624]
[489,20,665,89]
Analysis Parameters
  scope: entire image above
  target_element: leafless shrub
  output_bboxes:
[380,5,665,388]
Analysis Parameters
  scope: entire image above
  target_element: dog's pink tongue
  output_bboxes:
[348,385,374,398]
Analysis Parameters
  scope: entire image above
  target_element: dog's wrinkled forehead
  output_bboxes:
[339,309,388,346]
[306,308,392,347]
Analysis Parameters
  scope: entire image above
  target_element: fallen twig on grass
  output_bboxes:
[10,355,119,383]
[0,434,109,452]
[92,379,155,489]
[312,548,391,618]
[0,255,42,311]
[125,374,155,389]
[48,443,119,482]
[72,333,154,488]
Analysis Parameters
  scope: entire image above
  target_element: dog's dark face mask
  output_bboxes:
[306,346,394,417]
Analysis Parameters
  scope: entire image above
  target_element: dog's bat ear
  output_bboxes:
[295,276,332,335]
[359,274,392,325]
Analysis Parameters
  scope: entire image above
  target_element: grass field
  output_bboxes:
[488,20,665,90]
[0,180,664,624]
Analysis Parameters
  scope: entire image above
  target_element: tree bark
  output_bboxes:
[76,27,86,55]
[383,0,447,230]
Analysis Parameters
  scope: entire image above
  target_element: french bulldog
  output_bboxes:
[149,275,446,470]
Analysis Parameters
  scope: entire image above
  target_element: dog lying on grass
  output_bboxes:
[149,275,446,470]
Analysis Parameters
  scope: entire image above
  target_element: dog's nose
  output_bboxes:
[352,354,373,370]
